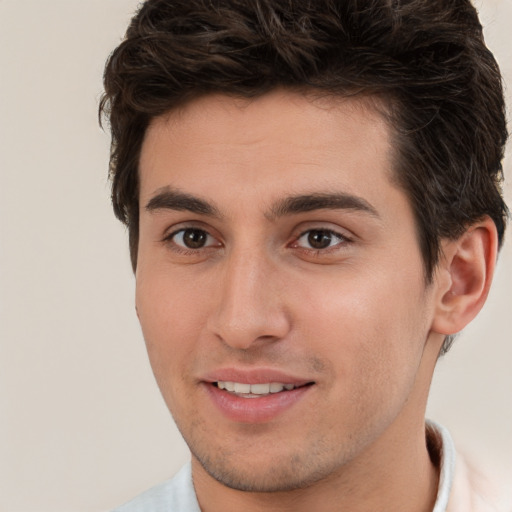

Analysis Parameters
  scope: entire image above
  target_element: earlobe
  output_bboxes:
[431,217,498,336]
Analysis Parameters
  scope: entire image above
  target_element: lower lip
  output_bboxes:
[204,383,313,423]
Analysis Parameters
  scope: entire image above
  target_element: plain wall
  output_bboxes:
[0,1,510,510]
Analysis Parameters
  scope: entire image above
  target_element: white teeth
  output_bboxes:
[250,383,271,394]
[270,382,285,393]
[217,381,297,395]
[233,382,251,394]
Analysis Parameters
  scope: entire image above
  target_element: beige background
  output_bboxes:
[0,1,510,510]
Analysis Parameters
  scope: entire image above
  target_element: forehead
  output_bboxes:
[139,90,395,204]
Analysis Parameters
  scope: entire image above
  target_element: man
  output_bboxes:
[100,0,509,510]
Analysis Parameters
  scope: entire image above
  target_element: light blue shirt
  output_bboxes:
[113,463,201,512]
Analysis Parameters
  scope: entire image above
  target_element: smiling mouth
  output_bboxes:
[213,381,314,398]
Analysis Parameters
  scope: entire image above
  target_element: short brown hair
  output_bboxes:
[100,0,508,350]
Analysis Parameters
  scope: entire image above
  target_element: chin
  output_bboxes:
[199,457,330,492]
[189,436,348,493]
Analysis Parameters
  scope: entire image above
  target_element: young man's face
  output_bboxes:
[136,91,445,492]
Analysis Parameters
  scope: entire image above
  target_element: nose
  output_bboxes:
[206,248,291,350]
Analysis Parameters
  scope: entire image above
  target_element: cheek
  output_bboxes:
[135,269,207,386]
[298,267,429,386]
[136,276,210,426]
[299,280,429,441]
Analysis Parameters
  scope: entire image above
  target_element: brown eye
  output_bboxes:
[307,230,335,249]
[182,229,207,248]
[294,229,347,251]
[170,228,217,249]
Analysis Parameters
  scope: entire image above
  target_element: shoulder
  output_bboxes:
[112,463,201,512]
[448,446,512,512]
[448,453,512,512]
[428,422,512,512]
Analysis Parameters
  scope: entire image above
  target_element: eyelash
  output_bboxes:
[162,226,353,256]
[292,229,352,253]
[162,227,221,255]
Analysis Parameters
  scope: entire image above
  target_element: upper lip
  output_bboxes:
[201,367,314,386]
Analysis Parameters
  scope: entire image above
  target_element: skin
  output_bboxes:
[135,90,496,512]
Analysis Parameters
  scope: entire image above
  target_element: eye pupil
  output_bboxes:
[183,229,207,249]
[308,230,332,249]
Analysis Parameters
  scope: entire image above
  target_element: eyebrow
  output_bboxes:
[145,187,379,220]
[268,192,380,219]
[145,188,221,217]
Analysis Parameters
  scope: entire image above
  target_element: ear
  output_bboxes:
[431,217,498,336]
